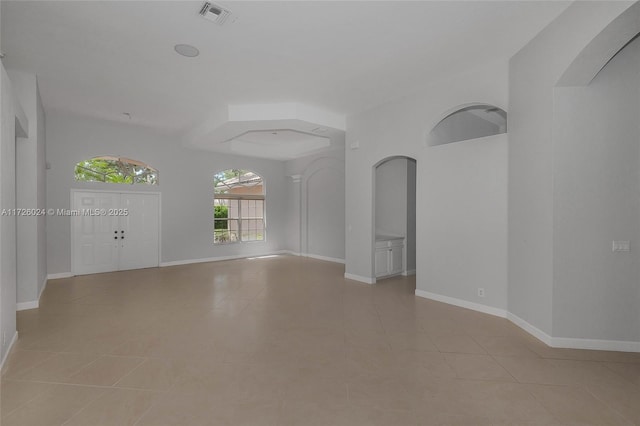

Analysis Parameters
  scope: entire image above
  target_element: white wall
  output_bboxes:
[36,84,46,295]
[508,1,636,338]
[46,111,289,274]
[285,145,345,262]
[375,157,408,238]
[0,64,26,364]
[345,59,509,310]
[424,134,507,308]
[8,70,46,308]
[552,36,640,342]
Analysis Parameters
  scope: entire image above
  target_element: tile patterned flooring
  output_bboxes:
[1,256,640,425]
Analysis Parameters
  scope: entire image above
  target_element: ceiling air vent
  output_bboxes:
[199,2,232,25]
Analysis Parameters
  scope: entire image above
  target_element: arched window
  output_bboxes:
[214,169,265,243]
[429,104,507,146]
[75,156,158,185]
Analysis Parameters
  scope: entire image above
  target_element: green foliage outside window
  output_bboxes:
[75,157,158,185]
[214,205,228,229]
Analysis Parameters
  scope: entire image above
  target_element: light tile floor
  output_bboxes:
[1,256,640,425]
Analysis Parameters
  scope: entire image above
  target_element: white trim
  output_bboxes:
[39,276,48,299]
[279,251,344,264]
[416,290,640,353]
[16,276,50,311]
[549,336,640,352]
[402,269,416,276]
[302,253,345,264]
[70,188,162,195]
[415,289,507,318]
[1,331,19,372]
[344,273,375,284]
[16,301,38,311]
[509,311,640,352]
[506,312,553,346]
[160,251,288,267]
[47,272,73,280]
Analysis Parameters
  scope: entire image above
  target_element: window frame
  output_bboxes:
[213,170,266,244]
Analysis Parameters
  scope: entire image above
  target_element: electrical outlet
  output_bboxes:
[477,288,485,298]
[2,332,6,346]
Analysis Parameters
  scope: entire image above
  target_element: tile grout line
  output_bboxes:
[111,357,149,387]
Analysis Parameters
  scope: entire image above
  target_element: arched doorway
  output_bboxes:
[372,156,417,282]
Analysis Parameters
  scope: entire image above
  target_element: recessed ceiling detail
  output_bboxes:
[183,102,346,161]
[227,129,330,159]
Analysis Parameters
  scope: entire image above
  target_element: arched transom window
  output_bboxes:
[429,104,507,146]
[75,156,158,185]
[214,169,265,243]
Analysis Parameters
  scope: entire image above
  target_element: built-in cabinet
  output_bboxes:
[375,236,404,278]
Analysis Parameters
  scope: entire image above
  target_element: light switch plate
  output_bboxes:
[612,241,630,252]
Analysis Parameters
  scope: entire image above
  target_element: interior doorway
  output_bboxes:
[373,156,417,281]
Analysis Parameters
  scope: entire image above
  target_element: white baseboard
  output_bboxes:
[47,272,73,280]
[39,276,48,299]
[160,251,288,267]
[415,289,507,318]
[16,277,49,311]
[510,311,640,351]
[1,331,19,373]
[506,312,553,346]
[302,253,345,264]
[16,301,38,311]
[402,269,416,276]
[344,273,375,284]
[270,251,345,264]
[549,336,640,352]
[415,289,640,353]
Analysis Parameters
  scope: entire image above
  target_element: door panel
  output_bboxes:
[375,248,389,277]
[72,191,160,274]
[390,245,404,275]
[119,193,160,271]
[72,192,119,275]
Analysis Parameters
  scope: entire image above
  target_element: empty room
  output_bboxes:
[1,1,640,425]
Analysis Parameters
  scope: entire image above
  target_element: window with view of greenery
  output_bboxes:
[75,156,158,185]
[214,169,265,243]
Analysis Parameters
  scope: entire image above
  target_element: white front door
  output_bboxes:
[72,191,160,275]
[119,193,160,271]
[72,191,120,275]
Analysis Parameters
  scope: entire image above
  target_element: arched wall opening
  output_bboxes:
[428,103,507,147]
[287,155,346,263]
[508,0,640,350]
[551,26,640,342]
[372,156,417,283]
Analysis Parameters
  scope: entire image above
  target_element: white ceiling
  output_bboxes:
[1,0,570,158]
[228,129,330,160]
